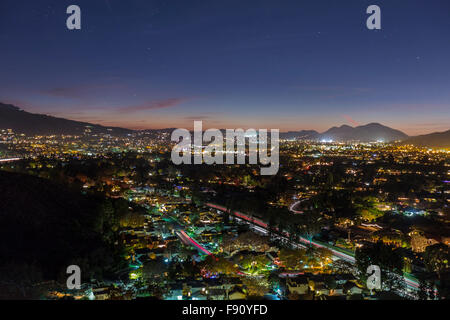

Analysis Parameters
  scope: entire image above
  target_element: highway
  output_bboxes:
[205,203,422,293]
[206,203,355,262]
[0,157,21,163]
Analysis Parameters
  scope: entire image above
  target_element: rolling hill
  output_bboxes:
[402,129,450,148]
[0,102,133,136]
[318,123,409,142]
[2,102,447,146]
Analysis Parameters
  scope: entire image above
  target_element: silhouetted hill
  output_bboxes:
[402,129,450,148]
[280,130,318,140]
[318,123,409,142]
[3,102,444,146]
[0,102,133,136]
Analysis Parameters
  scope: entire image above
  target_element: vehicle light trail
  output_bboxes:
[177,230,215,257]
[0,158,21,162]
[207,203,354,260]
[289,199,307,214]
[206,203,422,292]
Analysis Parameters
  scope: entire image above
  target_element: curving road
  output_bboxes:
[176,229,214,257]
[288,199,308,214]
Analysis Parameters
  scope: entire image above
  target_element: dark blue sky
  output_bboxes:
[1,0,449,134]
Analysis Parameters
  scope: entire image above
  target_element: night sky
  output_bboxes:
[1,0,449,135]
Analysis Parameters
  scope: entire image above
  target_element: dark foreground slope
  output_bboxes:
[0,170,126,299]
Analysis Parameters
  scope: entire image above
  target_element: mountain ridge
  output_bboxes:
[318,122,409,142]
[1,102,448,146]
[0,102,133,136]
[402,129,450,148]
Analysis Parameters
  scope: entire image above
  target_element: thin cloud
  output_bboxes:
[371,103,449,112]
[294,85,371,92]
[182,115,213,121]
[117,98,187,113]
[293,85,372,99]
[42,84,127,99]
[342,114,360,126]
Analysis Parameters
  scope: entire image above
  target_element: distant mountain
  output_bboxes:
[3,102,445,146]
[280,130,318,140]
[0,102,133,136]
[402,129,450,148]
[318,123,409,142]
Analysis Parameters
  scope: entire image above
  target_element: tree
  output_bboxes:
[200,256,237,276]
[418,273,436,300]
[354,196,384,222]
[298,208,324,247]
[332,259,356,275]
[120,212,145,228]
[324,276,337,291]
[278,248,306,270]
[286,223,299,243]
[355,241,405,292]
[221,231,270,254]
[242,277,269,298]
[315,247,333,268]
[240,254,270,274]
[423,244,450,279]
[0,262,43,299]
[190,212,200,225]
[142,259,167,280]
